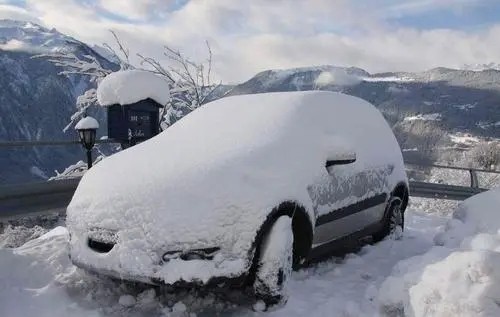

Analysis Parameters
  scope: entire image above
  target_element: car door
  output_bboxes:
[308,157,392,249]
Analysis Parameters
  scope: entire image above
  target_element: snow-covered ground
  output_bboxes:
[1,187,499,317]
[0,200,455,317]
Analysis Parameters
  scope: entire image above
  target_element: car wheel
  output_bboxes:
[253,216,293,310]
[373,197,404,242]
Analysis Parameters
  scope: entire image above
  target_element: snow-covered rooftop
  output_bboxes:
[74,116,99,130]
[96,70,170,107]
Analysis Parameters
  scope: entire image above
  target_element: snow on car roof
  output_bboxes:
[96,70,170,107]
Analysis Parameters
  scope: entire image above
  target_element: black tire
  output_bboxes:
[253,216,293,310]
[372,197,404,242]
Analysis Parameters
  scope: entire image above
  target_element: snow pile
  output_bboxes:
[379,187,500,317]
[435,186,500,246]
[74,116,99,130]
[97,70,170,106]
[67,91,406,284]
[315,69,361,87]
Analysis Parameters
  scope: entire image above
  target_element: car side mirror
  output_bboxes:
[325,152,357,170]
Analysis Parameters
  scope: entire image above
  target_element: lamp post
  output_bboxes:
[75,116,99,169]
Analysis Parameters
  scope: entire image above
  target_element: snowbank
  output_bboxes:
[379,187,500,317]
[435,186,500,247]
[74,116,99,130]
[0,209,447,317]
[97,70,170,106]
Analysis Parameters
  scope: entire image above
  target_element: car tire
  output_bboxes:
[253,216,293,310]
[372,196,404,242]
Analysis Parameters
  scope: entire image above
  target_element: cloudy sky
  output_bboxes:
[1,0,500,82]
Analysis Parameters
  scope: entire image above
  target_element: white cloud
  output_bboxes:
[0,4,42,23]
[97,0,174,20]
[1,0,500,83]
[380,0,490,18]
[315,70,361,87]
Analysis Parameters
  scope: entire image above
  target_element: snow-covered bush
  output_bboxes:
[466,141,500,170]
[39,32,219,131]
[393,120,448,164]
[379,187,500,317]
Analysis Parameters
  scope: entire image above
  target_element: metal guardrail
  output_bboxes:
[409,181,487,200]
[0,140,497,219]
[405,160,500,188]
[0,178,80,220]
[0,139,117,148]
[0,177,492,220]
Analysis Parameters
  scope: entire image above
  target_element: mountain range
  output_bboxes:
[0,19,114,184]
[0,19,499,184]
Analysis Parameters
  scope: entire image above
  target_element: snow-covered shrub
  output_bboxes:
[465,141,500,170]
[40,32,219,131]
[0,225,48,248]
[393,120,448,164]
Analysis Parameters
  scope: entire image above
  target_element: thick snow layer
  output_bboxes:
[67,91,406,284]
[96,70,170,106]
[74,116,99,130]
[435,186,500,247]
[379,187,500,317]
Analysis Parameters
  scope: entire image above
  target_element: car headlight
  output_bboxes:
[162,247,220,262]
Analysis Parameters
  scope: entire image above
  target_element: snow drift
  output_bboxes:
[379,187,500,317]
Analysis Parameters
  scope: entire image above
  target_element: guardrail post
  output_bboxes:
[469,169,479,188]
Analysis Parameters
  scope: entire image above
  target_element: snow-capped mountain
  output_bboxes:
[1,19,498,184]
[462,62,500,72]
[228,66,500,136]
[0,19,116,184]
[226,65,500,163]
[0,19,81,54]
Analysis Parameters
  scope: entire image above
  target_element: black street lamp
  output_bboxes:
[75,116,99,169]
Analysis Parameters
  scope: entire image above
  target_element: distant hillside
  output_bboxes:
[0,19,116,184]
[226,66,500,162]
[1,20,498,184]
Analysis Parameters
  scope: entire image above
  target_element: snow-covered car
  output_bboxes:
[67,91,408,307]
